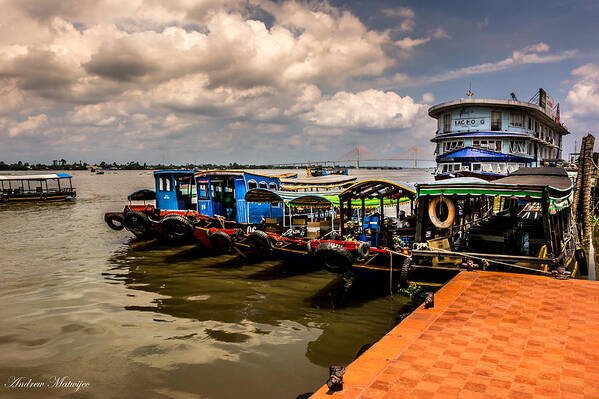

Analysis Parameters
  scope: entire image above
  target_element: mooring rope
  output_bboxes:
[418,246,553,274]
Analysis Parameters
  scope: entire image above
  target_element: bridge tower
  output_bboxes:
[355,146,360,169]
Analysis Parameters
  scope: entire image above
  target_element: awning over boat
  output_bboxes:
[279,175,356,191]
[338,179,416,201]
[417,167,573,212]
[437,147,532,163]
[128,189,156,201]
[244,188,409,208]
[0,173,72,181]
[154,170,196,176]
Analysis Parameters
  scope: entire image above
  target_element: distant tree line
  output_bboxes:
[0,160,300,171]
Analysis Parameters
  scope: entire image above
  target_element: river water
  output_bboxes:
[0,168,434,399]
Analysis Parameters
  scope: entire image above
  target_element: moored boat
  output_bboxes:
[430,88,569,181]
[411,167,585,277]
[0,173,76,203]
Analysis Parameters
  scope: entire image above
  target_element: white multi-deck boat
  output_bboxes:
[429,88,569,180]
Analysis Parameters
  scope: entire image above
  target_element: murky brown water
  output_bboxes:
[0,169,434,399]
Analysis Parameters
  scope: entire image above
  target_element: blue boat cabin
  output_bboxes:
[153,170,197,211]
[195,171,283,224]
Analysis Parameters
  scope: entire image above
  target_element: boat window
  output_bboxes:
[247,180,257,190]
[499,163,506,172]
[197,183,209,200]
[443,140,463,152]
[269,182,277,190]
[491,111,502,131]
[509,139,527,154]
[482,163,493,172]
[472,163,481,171]
[443,112,451,132]
[259,181,268,189]
[509,112,524,128]
[496,140,502,151]
[527,116,533,130]
[442,164,448,173]
[160,176,172,191]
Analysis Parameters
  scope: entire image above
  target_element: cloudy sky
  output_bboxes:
[0,0,598,165]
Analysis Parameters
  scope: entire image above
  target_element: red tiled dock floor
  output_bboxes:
[311,271,599,399]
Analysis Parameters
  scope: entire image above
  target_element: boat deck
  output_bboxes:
[310,271,599,399]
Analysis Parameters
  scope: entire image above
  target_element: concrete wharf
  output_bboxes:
[311,271,599,399]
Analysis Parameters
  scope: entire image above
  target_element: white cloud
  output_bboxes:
[382,7,415,32]
[422,92,435,103]
[304,89,427,130]
[8,114,48,137]
[565,63,599,118]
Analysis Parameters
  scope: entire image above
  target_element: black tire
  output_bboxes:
[160,214,194,242]
[575,247,588,276]
[315,243,353,273]
[399,257,411,288]
[124,211,152,239]
[105,213,126,231]
[208,230,233,253]
[248,230,271,258]
[357,241,370,258]
[40,193,48,201]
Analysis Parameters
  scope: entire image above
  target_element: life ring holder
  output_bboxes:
[428,195,455,229]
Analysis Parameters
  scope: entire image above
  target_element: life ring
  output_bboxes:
[105,213,126,231]
[160,214,194,242]
[207,229,233,253]
[428,196,455,228]
[357,241,370,258]
[124,211,152,239]
[315,242,353,273]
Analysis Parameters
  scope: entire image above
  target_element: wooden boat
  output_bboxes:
[412,167,585,277]
[232,181,416,276]
[0,173,76,203]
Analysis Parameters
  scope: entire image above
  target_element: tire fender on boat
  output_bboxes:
[248,230,272,256]
[207,229,233,253]
[40,193,48,201]
[124,211,152,239]
[160,214,194,242]
[357,241,370,258]
[399,257,411,288]
[428,196,455,229]
[315,243,353,273]
[105,213,126,231]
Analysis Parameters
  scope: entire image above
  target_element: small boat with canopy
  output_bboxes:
[0,173,76,203]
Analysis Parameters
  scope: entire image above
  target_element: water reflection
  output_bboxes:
[105,240,416,370]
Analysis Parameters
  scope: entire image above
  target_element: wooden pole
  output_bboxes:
[573,134,595,245]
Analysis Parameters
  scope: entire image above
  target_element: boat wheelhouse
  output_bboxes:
[0,173,76,203]
[429,88,569,180]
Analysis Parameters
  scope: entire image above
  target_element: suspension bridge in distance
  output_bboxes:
[272,146,435,169]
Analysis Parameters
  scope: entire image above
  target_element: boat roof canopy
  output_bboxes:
[244,189,334,208]
[154,170,196,176]
[339,179,416,201]
[128,189,156,201]
[417,167,573,212]
[0,173,72,181]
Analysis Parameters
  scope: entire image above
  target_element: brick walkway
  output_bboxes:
[310,271,599,399]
